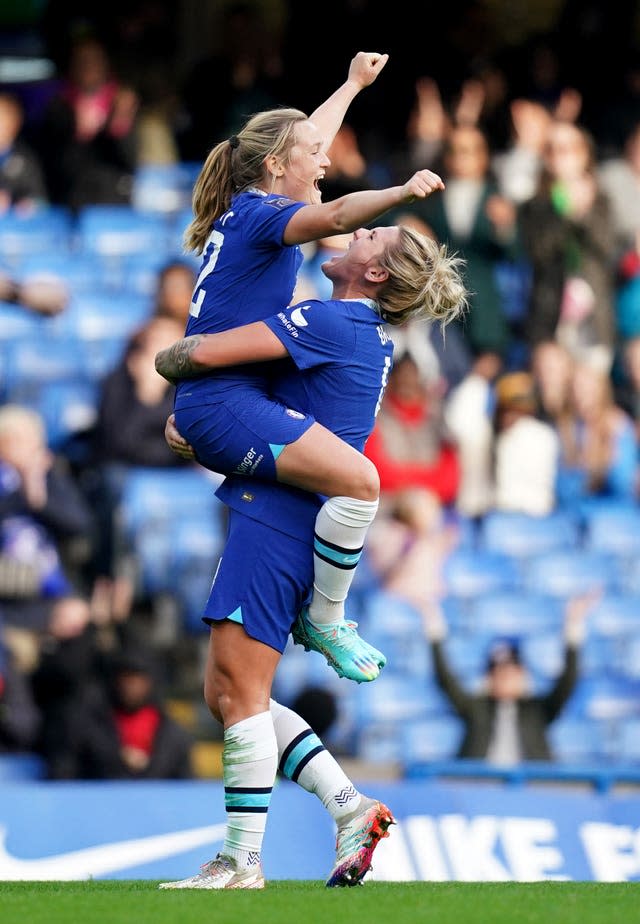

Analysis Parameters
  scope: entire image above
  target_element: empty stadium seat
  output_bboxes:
[0,753,46,780]
[522,550,620,598]
[443,548,520,598]
[131,164,196,214]
[616,718,640,763]
[548,717,611,764]
[77,206,172,259]
[582,502,640,559]
[58,293,153,342]
[0,208,73,268]
[470,590,564,636]
[115,466,227,629]
[402,716,465,765]
[478,509,580,558]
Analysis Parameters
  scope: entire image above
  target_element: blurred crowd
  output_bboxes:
[1,1,640,780]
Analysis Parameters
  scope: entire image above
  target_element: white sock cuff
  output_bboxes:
[322,495,379,529]
[224,711,275,762]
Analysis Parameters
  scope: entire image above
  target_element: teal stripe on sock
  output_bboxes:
[226,606,243,624]
[269,443,285,460]
[282,732,323,780]
[225,790,272,809]
[313,538,362,567]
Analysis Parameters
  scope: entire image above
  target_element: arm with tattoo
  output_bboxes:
[154,321,288,383]
[155,335,206,383]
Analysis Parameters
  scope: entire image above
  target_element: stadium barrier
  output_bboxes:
[1,771,640,882]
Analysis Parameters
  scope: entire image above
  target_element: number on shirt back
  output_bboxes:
[374,355,392,417]
[189,224,227,318]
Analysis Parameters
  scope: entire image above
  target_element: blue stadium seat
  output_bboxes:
[25,378,100,451]
[470,591,564,636]
[363,627,432,678]
[402,716,465,765]
[354,674,451,726]
[522,550,620,598]
[441,633,495,684]
[58,293,153,342]
[616,718,640,763]
[132,164,196,215]
[3,335,87,391]
[361,590,422,637]
[16,252,103,296]
[116,467,227,626]
[563,675,640,722]
[77,206,171,259]
[356,721,404,764]
[478,509,580,558]
[548,717,611,763]
[443,548,520,599]
[0,300,45,341]
[582,502,640,559]
[0,753,46,781]
[589,594,640,638]
[0,208,73,268]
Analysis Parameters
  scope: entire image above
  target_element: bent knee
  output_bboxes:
[350,457,379,501]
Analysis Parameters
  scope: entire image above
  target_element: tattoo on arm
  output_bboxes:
[155,335,206,382]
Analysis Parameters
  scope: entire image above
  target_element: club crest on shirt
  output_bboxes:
[286,408,305,419]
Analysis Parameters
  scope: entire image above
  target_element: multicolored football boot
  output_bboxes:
[291,607,386,683]
[326,797,396,887]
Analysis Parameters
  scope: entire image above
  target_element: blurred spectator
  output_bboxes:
[49,645,194,779]
[0,621,41,753]
[290,685,338,740]
[389,123,518,360]
[91,315,190,471]
[555,361,638,507]
[30,595,104,778]
[152,259,196,327]
[519,120,617,374]
[531,339,575,432]
[365,487,459,606]
[421,592,594,764]
[177,2,283,161]
[0,269,68,317]
[492,371,560,516]
[363,352,460,505]
[443,351,502,518]
[36,34,139,209]
[0,93,48,214]
[0,404,95,634]
[83,315,190,620]
[492,98,552,206]
[598,122,640,260]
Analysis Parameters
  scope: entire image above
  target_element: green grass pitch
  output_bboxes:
[0,881,637,924]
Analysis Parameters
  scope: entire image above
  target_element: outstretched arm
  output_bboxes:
[309,51,389,149]
[283,168,445,245]
[155,321,288,383]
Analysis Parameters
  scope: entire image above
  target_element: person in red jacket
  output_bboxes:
[364,351,460,504]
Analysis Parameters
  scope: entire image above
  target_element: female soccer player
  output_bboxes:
[165,52,447,682]
[157,223,467,889]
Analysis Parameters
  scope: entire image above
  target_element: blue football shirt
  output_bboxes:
[174,189,305,409]
[216,297,395,541]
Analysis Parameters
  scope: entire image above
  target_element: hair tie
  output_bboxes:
[229,135,240,149]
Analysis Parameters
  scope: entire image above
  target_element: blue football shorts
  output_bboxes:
[174,395,315,481]
[202,508,314,653]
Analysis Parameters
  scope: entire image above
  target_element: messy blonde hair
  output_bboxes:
[377,226,468,327]
[184,108,309,254]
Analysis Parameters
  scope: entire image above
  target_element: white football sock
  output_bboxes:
[309,495,379,625]
[222,710,278,868]
[270,699,361,822]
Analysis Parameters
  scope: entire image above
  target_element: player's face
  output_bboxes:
[322,226,400,283]
[279,120,330,206]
